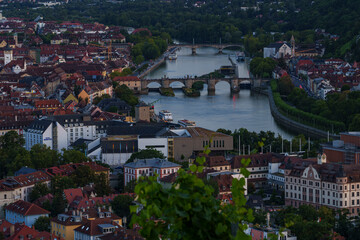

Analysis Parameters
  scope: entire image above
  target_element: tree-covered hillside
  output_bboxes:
[3,0,360,60]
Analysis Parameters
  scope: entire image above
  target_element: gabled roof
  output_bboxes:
[265,42,291,50]
[6,200,50,216]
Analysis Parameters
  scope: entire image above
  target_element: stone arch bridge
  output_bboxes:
[169,44,243,54]
[141,77,269,94]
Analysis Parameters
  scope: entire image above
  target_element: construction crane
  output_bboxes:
[148,99,160,109]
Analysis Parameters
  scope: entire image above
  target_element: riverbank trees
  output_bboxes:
[250,57,276,78]
[274,77,360,131]
[217,128,321,157]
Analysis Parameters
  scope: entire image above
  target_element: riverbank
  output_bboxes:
[267,86,339,140]
[138,47,179,79]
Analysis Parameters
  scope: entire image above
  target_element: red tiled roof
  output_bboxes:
[64,188,84,204]
[6,200,50,216]
[3,223,39,240]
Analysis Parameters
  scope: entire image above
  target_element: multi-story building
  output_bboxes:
[52,208,122,240]
[113,76,141,91]
[203,155,231,172]
[24,119,68,151]
[73,214,122,240]
[47,114,97,145]
[284,156,360,216]
[173,127,233,161]
[5,200,49,227]
[322,132,360,164]
[0,171,51,217]
[51,213,85,240]
[231,153,272,189]
[123,158,181,186]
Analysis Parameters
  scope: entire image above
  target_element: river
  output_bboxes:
[141,47,294,139]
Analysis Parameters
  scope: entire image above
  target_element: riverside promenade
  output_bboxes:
[267,87,339,140]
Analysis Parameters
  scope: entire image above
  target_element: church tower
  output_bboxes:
[291,35,295,57]
[4,45,13,66]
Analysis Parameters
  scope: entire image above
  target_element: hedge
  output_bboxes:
[271,81,345,133]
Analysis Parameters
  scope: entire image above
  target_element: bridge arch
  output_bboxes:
[146,81,162,88]
[221,45,243,50]
[169,81,185,88]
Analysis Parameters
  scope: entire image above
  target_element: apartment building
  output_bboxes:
[123,158,181,186]
[285,156,360,216]
[0,171,51,217]
[24,119,68,151]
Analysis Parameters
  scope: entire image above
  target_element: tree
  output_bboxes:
[127,149,165,163]
[30,144,60,169]
[71,165,96,187]
[130,152,253,239]
[51,175,76,194]
[111,195,134,219]
[34,216,50,232]
[0,130,25,149]
[124,179,136,193]
[253,210,267,225]
[51,193,66,217]
[341,84,350,92]
[349,114,360,131]
[94,173,112,197]
[250,57,277,78]
[29,183,50,202]
[278,76,294,95]
[62,149,89,164]
[203,177,219,197]
[117,173,124,192]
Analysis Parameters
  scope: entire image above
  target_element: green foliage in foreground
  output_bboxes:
[130,147,253,239]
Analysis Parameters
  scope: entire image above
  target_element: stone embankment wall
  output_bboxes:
[267,87,339,140]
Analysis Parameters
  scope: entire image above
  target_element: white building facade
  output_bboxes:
[24,119,68,151]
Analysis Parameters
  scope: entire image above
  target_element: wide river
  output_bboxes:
[141,47,294,139]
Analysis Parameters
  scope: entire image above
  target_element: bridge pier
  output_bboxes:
[162,78,170,89]
[207,79,216,95]
[141,80,149,94]
[230,79,240,93]
[185,79,194,89]
[191,47,196,55]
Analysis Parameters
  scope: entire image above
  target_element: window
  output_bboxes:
[4,194,6,199]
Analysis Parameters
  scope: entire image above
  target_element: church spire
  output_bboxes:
[291,35,295,57]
